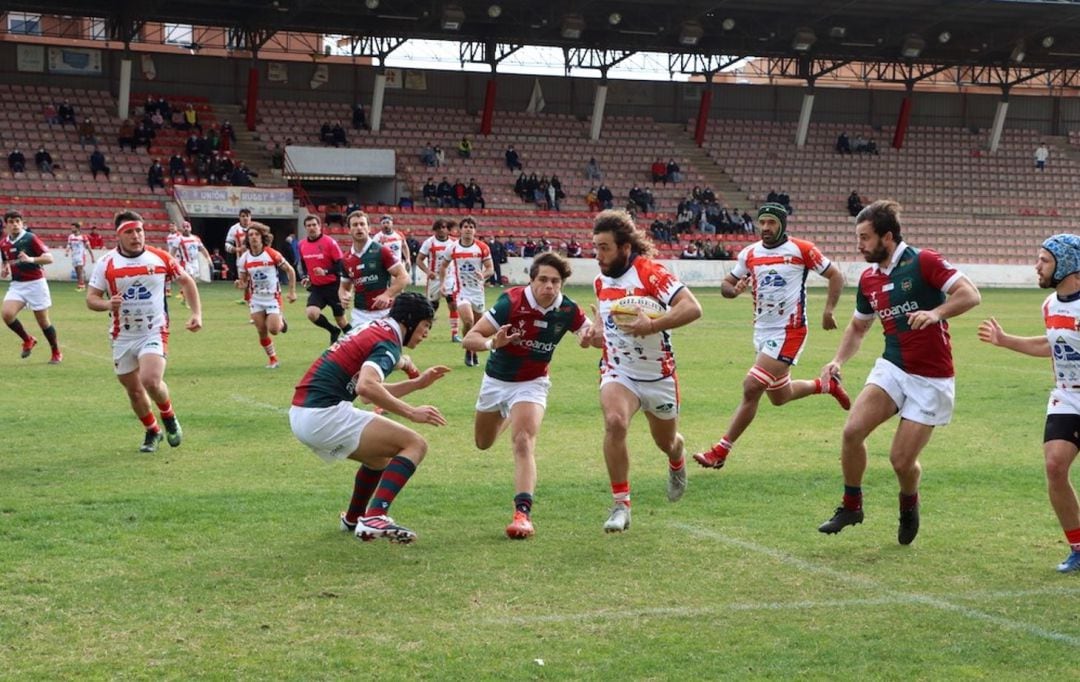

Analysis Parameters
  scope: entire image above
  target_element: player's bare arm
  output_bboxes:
[977,317,1052,356]
[85,285,121,313]
[18,250,53,266]
[481,257,495,283]
[280,261,298,302]
[338,279,354,311]
[822,264,845,330]
[376,262,408,309]
[586,304,605,348]
[176,270,203,331]
[821,315,873,384]
[907,277,981,331]
[720,273,749,299]
[649,287,702,334]
[355,364,449,425]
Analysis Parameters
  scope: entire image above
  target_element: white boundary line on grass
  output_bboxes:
[675,523,1080,646]
[229,393,290,416]
[57,343,111,362]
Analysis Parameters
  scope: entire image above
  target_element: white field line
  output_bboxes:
[674,523,1080,647]
[57,342,111,362]
[229,393,290,415]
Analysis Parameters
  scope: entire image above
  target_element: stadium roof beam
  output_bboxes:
[459,40,523,72]
[564,48,636,78]
[856,61,953,85]
[952,63,1059,90]
[341,35,407,64]
[763,57,853,83]
[232,27,277,55]
[668,53,742,78]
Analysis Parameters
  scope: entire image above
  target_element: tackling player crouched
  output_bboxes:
[290,292,450,544]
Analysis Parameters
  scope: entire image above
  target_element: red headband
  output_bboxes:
[117,220,143,233]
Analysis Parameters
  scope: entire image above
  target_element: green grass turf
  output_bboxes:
[1,281,1078,679]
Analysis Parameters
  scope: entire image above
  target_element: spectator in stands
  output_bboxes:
[505,145,522,171]
[221,121,236,148]
[680,242,703,260]
[692,185,704,201]
[206,127,221,153]
[210,249,226,280]
[76,117,97,150]
[586,187,600,212]
[43,103,59,127]
[597,184,614,210]
[675,205,694,234]
[167,153,186,182]
[118,119,136,151]
[777,191,793,214]
[453,179,467,208]
[90,147,110,180]
[150,109,165,129]
[864,139,879,155]
[522,238,537,257]
[740,209,755,233]
[550,174,564,200]
[852,135,867,153]
[514,172,528,201]
[331,123,348,148]
[585,157,602,181]
[533,181,548,210]
[35,147,56,177]
[437,177,454,207]
[183,133,199,160]
[458,136,472,158]
[421,144,437,167]
[836,132,851,154]
[87,227,104,250]
[651,217,673,244]
[629,186,648,215]
[767,189,779,204]
[8,149,26,174]
[422,177,439,206]
[488,236,506,285]
[643,187,657,214]
[504,237,518,257]
[57,100,76,126]
[133,121,154,151]
[352,103,368,131]
[848,190,864,217]
[546,181,559,211]
[433,145,445,168]
[270,144,285,170]
[525,173,540,199]
[466,178,485,210]
[1035,142,1050,171]
[651,158,668,185]
[320,122,332,145]
[231,161,257,187]
[182,104,199,133]
[143,96,156,116]
[566,237,582,258]
[667,159,681,184]
[537,238,552,254]
[157,98,173,125]
[147,159,165,191]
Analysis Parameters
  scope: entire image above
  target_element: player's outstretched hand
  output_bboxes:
[186,314,203,332]
[820,361,842,388]
[417,365,451,389]
[493,323,523,348]
[408,404,447,426]
[977,317,1004,346]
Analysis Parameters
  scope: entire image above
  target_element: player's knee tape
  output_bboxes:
[748,365,776,387]
[766,373,791,391]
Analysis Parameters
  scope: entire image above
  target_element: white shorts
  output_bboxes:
[426,278,444,301]
[351,307,390,329]
[112,332,168,375]
[289,402,375,463]
[753,326,808,365]
[249,296,281,316]
[1047,388,1080,416]
[475,374,551,418]
[866,357,955,426]
[456,287,485,312]
[601,372,680,420]
[184,261,201,279]
[3,279,52,311]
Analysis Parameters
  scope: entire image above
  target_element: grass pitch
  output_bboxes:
[1,282,1077,679]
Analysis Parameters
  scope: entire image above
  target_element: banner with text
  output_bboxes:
[173,186,295,218]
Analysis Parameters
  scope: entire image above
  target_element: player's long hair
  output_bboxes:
[856,199,904,243]
[245,221,273,250]
[593,209,656,258]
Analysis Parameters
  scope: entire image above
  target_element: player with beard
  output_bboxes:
[236,222,297,368]
[86,210,203,452]
[978,234,1080,573]
[694,203,849,471]
[817,199,980,545]
[586,209,702,533]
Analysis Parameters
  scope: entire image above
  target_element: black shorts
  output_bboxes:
[1044,413,1080,447]
[427,294,456,312]
[307,282,345,317]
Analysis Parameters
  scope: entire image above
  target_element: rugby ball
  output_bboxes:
[610,295,665,323]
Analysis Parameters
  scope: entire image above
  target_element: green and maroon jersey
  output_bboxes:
[0,229,49,282]
[482,286,587,382]
[342,240,399,312]
[854,243,964,378]
[291,319,402,407]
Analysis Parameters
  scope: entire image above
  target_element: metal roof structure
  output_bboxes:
[9,1,1080,86]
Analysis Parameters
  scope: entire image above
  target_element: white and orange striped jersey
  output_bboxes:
[372,229,407,264]
[88,246,182,341]
[166,232,182,259]
[237,247,286,302]
[67,233,90,265]
[419,235,455,297]
[731,238,832,332]
[178,234,205,267]
[594,256,685,381]
[439,239,491,294]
